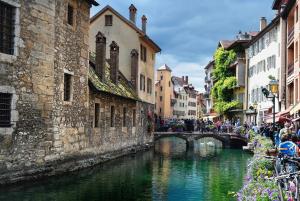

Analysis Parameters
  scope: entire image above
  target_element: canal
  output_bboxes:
[0,137,251,201]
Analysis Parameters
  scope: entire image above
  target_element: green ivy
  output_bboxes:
[211,48,238,115]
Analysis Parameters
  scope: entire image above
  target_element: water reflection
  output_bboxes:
[194,137,223,158]
[154,137,186,158]
[0,137,251,201]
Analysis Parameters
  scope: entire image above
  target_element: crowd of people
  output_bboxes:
[155,117,253,134]
[155,116,300,145]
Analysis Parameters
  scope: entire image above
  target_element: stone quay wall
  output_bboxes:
[0,0,154,185]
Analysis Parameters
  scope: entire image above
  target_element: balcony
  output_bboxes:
[288,26,294,46]
[288,63,294,77]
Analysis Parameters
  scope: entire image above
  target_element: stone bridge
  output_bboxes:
[153,132,249,149]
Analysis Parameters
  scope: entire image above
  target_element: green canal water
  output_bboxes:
[0,137,251,201]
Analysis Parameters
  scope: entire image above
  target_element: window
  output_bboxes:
[160,75,163,80]
[169,81,171,87]
[110,106,115,127]
[160,96,162,102]
[67,4,74,26]
[94,103,100,128]
[64,73,72,101]
[159,108,162,113]
[140,45,147,62]
[296,6,299,23]
[160,86,163,91]
[296,41,299,62]
[140,74,145,91]
[133,109,136,127]
[105,15,113,26]
[0,93,12,127]
[147,78,152,94]
[123,107,127,127]
[0,1,15,55]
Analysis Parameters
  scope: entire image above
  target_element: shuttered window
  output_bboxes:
[0,93,12,127]
[0,1,15,55]
[140,45,147,62]
[105,15,113,26]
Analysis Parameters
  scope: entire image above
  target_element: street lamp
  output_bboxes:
[262,79,279,136]
[253,102,258,125]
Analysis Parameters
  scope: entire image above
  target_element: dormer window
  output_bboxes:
[105,15,113,26]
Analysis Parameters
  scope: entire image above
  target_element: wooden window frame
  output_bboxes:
[140,45,147,62]
[105,15,113,26]
[147,78,152,94]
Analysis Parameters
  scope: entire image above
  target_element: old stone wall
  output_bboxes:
[0,0,57,177]
[0,0,154,185]
[88,91,153,155]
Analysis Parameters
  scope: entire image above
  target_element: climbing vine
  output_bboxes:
[211,48,239,115]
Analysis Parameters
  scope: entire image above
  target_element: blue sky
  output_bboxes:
[91,0,275,92]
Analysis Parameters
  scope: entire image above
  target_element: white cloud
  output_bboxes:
[155,53,211,92]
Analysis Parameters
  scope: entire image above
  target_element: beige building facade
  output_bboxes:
[155,64,173,119]
[89,5,161,104]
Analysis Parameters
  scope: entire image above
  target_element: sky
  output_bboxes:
[91,0,275,92]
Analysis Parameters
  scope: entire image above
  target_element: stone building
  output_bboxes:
[0,0,159,184]
[89,4,161,105]
[155,64,174,119]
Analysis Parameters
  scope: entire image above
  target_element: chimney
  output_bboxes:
[129,4,137,24]
[109,41,119,84]
[260,17,267,31]
[142,15,147,33]
[95,32,106,81]
[131,49,139,91]
[185,76,188,84]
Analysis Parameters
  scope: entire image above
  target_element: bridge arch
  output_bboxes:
[194,134,227,147]
[154,134,188,142]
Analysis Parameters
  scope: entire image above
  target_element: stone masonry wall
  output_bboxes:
[0,0,57,179]
[88,90,153,154]
[0,0,154,184]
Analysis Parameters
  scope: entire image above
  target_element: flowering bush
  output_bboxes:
[238,136,282,201]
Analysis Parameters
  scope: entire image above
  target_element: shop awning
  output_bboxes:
[290,103,300,115]
[265,106,292,123]
[203,113,219,120]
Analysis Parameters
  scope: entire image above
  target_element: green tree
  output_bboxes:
[211,48,239,115]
